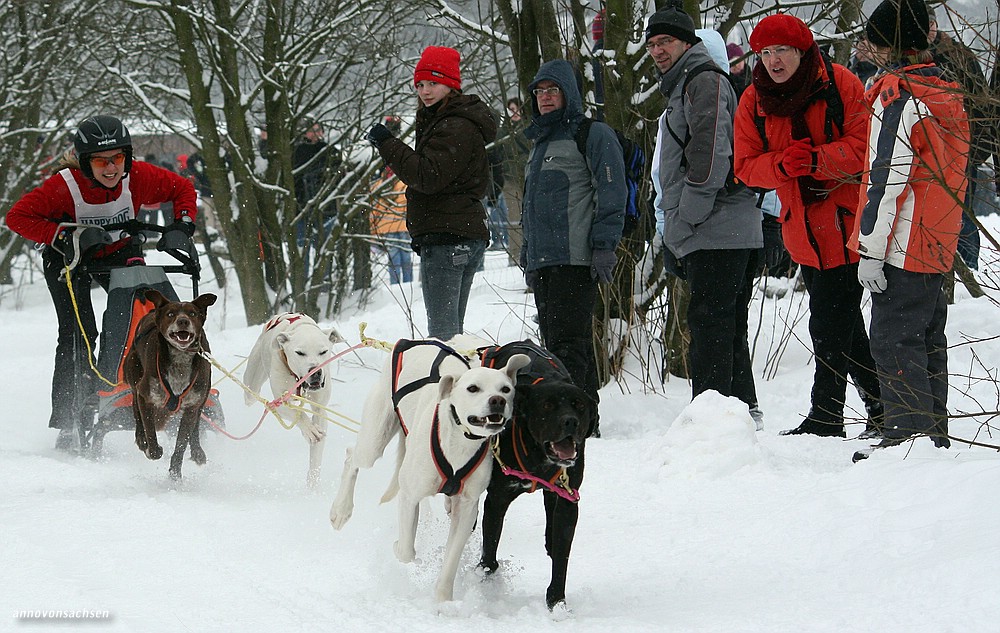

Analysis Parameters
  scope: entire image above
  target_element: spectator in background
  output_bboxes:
[484,143,509,251]
[727,42,752,98]
[850,0,968,459]
[293,120,341,260]
[369,117,412,285]
[927,4,990,270]
[365,46,496,341]
[369,170,412,284]
[180,151,218,231]
[501,97,531,265]
[733,13,882,438]
[847,37,879,86]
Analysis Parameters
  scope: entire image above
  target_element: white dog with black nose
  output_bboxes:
[244,313,345,487]
[330,338,529,602]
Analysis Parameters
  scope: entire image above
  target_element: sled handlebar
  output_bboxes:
[78,220,202,294]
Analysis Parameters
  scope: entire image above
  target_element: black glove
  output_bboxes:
[166,218,196,237]
[591,249,617,283]
[52,226,113,270]
[761,215,786,272]
[663,246,686,280]
[525,270,538,291]
[366,123,394,148]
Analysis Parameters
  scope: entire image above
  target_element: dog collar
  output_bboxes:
[431,405,489,497]
[489,428,581,503]
[449,404,491,440]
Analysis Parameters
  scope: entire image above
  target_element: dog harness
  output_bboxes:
[490,426,580,503]
[390,339,470,436]
[155,339,203,413]
[480,341,581,503]
[430,404,490,496]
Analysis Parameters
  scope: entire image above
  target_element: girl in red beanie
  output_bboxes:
[733,14,883,439]
[364,46,497,341]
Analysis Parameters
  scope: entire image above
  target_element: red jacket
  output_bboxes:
[734,63,868,269]
[849,65,969,273]
[6,160,198,256]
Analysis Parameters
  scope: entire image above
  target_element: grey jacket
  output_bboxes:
[653,43,761,258]
[521,60,626,272]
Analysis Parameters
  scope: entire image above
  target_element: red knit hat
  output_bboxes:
[749,14,815,53]
[414,46,462,91]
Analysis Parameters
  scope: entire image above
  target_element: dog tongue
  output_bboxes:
[551,439,576,460]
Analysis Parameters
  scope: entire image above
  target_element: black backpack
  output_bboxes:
[573,119,648,235]
[662,61,747,195]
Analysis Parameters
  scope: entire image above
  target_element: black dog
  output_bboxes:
[478,340,597,609]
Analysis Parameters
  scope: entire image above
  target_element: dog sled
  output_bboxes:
[81,219,224,446]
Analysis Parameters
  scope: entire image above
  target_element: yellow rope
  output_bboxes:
[65,267,120,387]
[199,350,360,433]
[357,321,480,359]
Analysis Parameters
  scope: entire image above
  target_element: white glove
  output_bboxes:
[858,257,887,293]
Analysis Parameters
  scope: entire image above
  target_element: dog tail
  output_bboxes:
[379,439,406,504]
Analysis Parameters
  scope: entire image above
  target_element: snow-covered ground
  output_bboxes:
[3,220,1000,632]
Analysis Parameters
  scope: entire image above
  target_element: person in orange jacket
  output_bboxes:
[849,0,969,460]
[369,157,412,285]
[6,115,198,451]
[733,14,882,438]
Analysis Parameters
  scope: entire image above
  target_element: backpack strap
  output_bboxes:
[665,62,734,167]
[573,117,594,158]
[754,53,843,152]
[820,53,844,143]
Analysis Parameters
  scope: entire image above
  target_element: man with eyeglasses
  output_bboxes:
[520,58,626,433]
[6,115,199,452]
[647,3,764,426]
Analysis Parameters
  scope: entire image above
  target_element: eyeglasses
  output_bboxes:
[646,35,678,51]
[532,86,561,96]
[89,152,126,169]
[759,46,795,59]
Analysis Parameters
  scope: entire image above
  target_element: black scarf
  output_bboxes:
[752,44,830,204]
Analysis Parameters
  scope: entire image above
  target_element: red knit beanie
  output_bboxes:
[414,46,462,91]
[749,14,815,53]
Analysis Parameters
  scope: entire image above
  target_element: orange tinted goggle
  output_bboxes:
[89,152,126,169]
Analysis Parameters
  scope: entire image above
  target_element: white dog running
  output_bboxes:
[243,313,345,487]
[330,339,529,602]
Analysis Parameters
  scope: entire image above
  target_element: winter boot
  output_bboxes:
[55,426,77,452]
[779,413,846,438]
[852,436,909,463]
[857,399,884,440]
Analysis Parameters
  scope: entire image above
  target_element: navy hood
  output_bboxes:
[528,59,584,122]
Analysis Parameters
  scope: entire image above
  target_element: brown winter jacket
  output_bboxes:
[377,94,496,242]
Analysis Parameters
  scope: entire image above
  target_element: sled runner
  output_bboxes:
[85,220,224,444]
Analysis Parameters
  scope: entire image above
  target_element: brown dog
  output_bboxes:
[123,289,217,480]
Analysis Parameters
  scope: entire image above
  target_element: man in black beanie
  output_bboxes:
[647,2,764,428]
[850,0,970,461]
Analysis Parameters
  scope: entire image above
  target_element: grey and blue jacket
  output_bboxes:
[652,42,761,258]
[521,59,626,273]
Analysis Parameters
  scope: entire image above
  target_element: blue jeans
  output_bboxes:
[419,239,486,340]
[382,231,412,284]
[484,193,509,249]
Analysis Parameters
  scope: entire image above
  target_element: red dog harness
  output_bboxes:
[389,339,488,497]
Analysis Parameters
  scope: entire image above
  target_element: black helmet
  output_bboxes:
[74,115,133,180]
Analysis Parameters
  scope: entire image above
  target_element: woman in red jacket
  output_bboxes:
[733,14,882,438]
[6,115,198,451]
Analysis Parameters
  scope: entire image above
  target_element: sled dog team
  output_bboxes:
[119,293,594,609]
